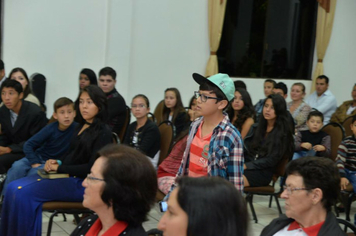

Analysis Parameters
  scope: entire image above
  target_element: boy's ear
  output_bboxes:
[19,92,24,100]
[217,100,228,110]
[52,112,58,120]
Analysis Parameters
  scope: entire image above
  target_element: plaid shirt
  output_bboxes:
[174,113,244,192]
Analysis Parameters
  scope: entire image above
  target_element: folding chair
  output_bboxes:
[157,120,174,166]
[338,218,356,235]
[153,100,165,125]
[343,116,354,137]
[321,122,345,160]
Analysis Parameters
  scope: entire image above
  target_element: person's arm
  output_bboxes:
[226,132,244,192]
[317,135,331,158]
[173,111,189,137]
[335,140,348,178]
[330,104,343,123]
[294,131,303,151]
[137,123,160,157]
[8,111,48,153]
[57,129,112,178]
[313,95,337,114]
[240,117,254,139]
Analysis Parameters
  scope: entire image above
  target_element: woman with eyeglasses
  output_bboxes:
[227,88,255,139]
[71,144,157,236]
[123,94,160,167]
[0,85,112,236]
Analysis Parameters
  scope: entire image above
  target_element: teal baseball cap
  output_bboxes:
[192,73,235,101]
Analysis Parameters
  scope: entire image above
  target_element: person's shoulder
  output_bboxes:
[122,224,147,236]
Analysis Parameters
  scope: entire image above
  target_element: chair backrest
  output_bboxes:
[153,100,165,125]
[158,120,174,165]
[343,116,354,137]
[147,112,156,123]
[30,73,46,104]
[337,218,356,235]
[118,106,131,143]
[321,122,346,160]
[112,132,120,144]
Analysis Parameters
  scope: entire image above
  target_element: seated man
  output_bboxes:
[98,67,127,136]
[336,115,356,192]
[261,157,345,236]
[306,75,337,125]
[330,83,356,123]
[0,80,47,175]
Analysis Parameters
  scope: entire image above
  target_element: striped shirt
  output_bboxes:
[336,135,356,177]
[175,113,244,192]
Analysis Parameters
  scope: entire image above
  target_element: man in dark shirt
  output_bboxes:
[0,80,47,174]
[98,67,127,137]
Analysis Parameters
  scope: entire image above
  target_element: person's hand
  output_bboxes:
[300,142,312,150]
[31,163,41,168]
[244,164,247,170]
[0,146,11,155]
[341,177,350,190]
[313,145,326,152]
[44,159,59,172]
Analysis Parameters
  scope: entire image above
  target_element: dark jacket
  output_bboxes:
[70,214,147,236]
[0,100,47,153]
[260,212,347,236]
[106,88,127,135]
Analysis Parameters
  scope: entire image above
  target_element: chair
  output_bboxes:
[118,106,131,143]
[343,116,354,137]
[153,100,165,125]
[112,132,120,144]
[321,122,345,160]
[148,112,156,123]
[338,218,356,235]
[157,120,174,166]
[244,153,291,223]
[340,184,356,221]
[42,201,92,236]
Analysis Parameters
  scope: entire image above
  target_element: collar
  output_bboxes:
[317,89,332,97]
[288,220,324,236]
[105,88,118,96]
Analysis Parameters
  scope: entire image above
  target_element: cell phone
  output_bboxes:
[159,201,168,212]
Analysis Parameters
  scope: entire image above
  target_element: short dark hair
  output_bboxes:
[317,75,329,84]
[53,97,74,112]
[265,79,276,87]
[285,157,340,212]
[1,79,23,94]
[176,177,248,236]
[234,80,247,90]
[0,60,4,70]
[307,110,324,122]
[199,82,229,109]
[99,144,157,226]
[99,67,116,80]
[132,94,150,108]
[80,68,97,85]
[8,67,31,97]
[274,82,288,95]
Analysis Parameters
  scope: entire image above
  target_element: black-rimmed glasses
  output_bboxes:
[194,91,222,103]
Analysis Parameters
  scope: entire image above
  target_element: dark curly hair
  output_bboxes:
[227,88,255,131]
[99,144,157,225]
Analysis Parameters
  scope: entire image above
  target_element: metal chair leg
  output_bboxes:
[246,193,258,223]
[47,211,58,236]
[274,195,282,214]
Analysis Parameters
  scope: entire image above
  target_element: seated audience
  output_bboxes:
[306,75,337,125]
[161,87,189,138]
[9,67,41,107]
[0,85,112,236]
[123,94,160,167]
[79,68,97,89]
[336,115,356,191]
[71,144,157,236]
[158,177,248,236]
[244,94,294,187]
[273,82,288,99]
[293,111,330,160]
[98,67,127,137]
[287,82,312,132]
[227,88,255,138]
[2,97,77,196]
[330,83,356,123]
[254,79,276,121]
[0,80,47,175]
[157,130,189,194]
[261,157,345,236]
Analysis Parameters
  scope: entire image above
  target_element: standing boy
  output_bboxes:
[293,110,331,159]
[336,115,356,191]
[2,97,77,195]
[173,73,244,192]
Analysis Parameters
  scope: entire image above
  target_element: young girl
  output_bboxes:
[243,94,294,187]
[9,67,41,106]
[79,68,97,89]
[227,88,255,138]
[0,85,112,236]
[162,88,189,138]
[187,95,198,121]
[124,94,160,167]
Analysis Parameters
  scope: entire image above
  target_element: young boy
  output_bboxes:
[2,97,77,195]
[293,110,331,160]
[170,73,244,193]
[336,115,356,191]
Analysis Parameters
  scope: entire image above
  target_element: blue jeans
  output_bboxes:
[2,158,45,196]
[292,150,316,160]
[344,169,356,194]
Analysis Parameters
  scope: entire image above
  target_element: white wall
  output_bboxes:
[2,0,356,117]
